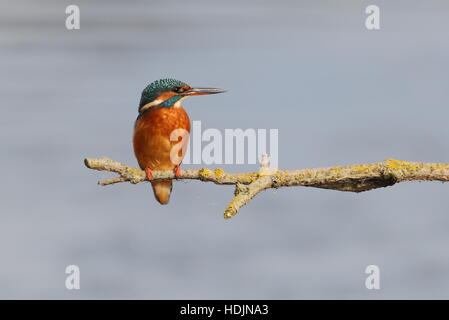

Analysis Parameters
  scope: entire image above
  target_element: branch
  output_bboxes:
[84,157,449,219]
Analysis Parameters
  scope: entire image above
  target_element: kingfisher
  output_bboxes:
[133,78,225,204]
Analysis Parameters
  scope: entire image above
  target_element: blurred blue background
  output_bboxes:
[1,0,449,299]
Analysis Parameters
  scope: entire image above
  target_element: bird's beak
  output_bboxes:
[181,87,226,96]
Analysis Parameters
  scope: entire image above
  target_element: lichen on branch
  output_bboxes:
[84,157,449,219]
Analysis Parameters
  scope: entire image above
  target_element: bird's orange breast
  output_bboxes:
[133,106,190,171]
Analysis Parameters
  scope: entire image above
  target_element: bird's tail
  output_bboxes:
[151,180,172,205]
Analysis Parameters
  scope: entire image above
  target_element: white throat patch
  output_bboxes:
[173,97,187,108]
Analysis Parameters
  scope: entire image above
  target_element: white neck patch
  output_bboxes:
[139,99,163,113]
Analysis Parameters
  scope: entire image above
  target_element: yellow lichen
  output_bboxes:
[239,172,259,183]
[304,169,313,177]
[199,168,212,179]
[384,158,420,172]
[351,165,372,174]
[127,167,142,176]
[430,163,449,171]
[224,199,238,218]
[214,168,225,179]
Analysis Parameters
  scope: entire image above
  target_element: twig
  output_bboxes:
[84,157,449,219]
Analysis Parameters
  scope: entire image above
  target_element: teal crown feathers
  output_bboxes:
[139,78,187,109]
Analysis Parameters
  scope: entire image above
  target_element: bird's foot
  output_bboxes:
[145,168,153,181]
[174,166,181,179]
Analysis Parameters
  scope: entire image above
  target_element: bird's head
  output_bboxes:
[138,78,225,114]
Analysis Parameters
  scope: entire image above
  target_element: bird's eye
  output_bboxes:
[174,87,184,93]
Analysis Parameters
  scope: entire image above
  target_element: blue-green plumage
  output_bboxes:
[139,78,187,110]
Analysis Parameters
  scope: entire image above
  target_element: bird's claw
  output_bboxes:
[145,168,153,181]
[174,166,181,179]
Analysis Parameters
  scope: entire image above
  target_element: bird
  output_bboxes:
[133,78,225,204]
